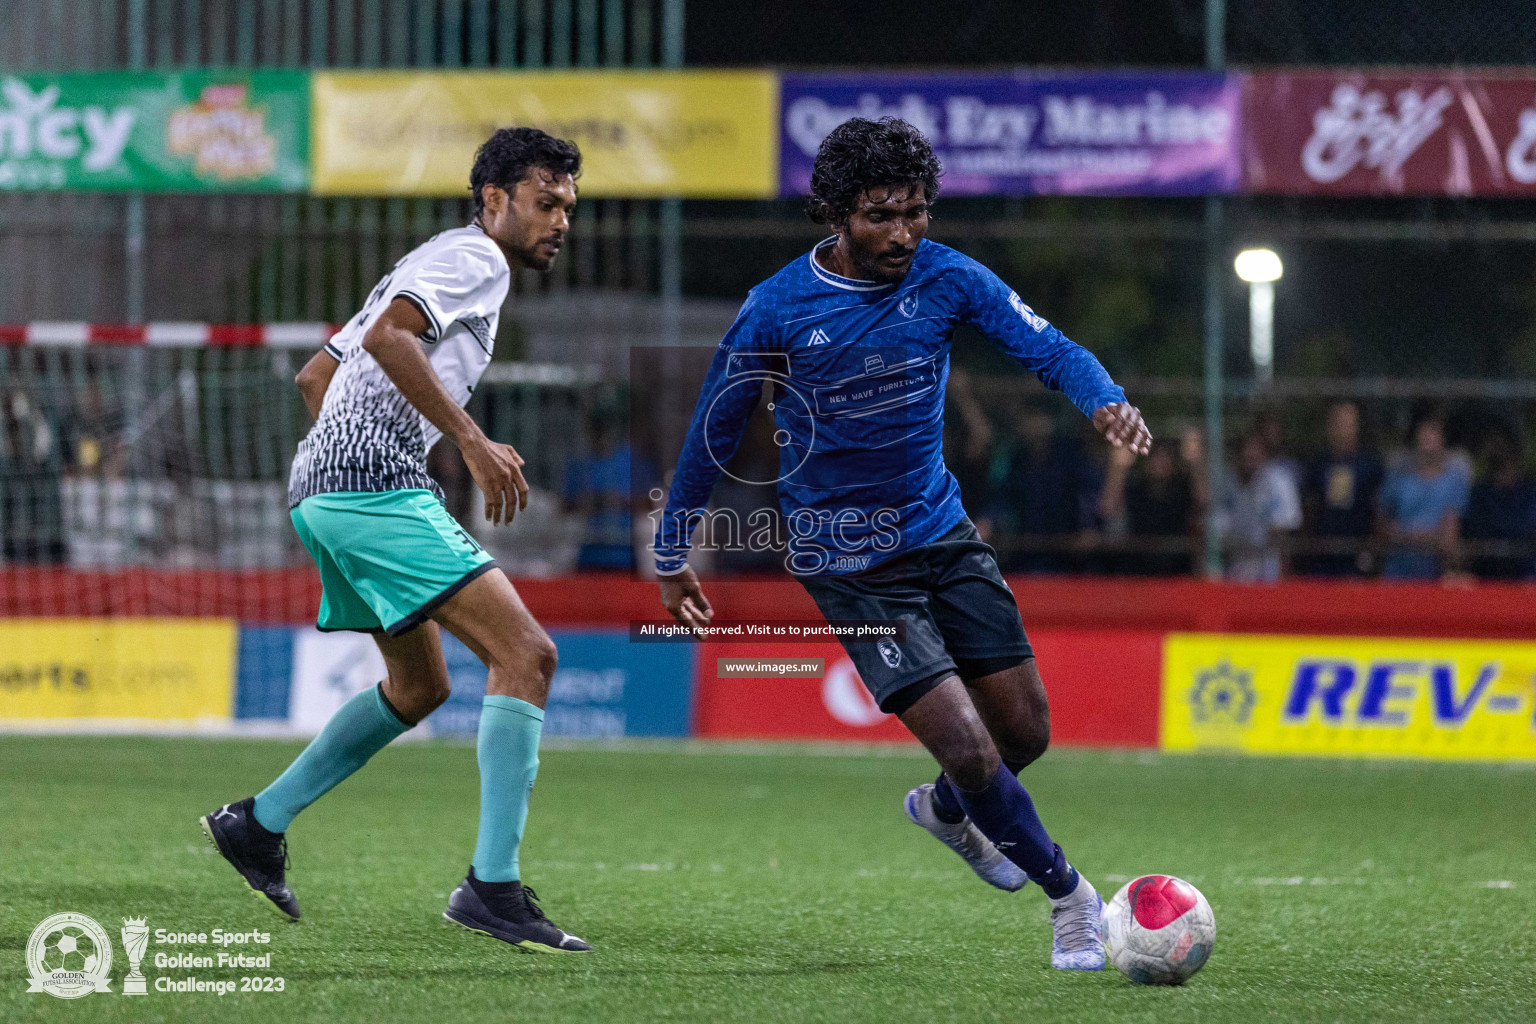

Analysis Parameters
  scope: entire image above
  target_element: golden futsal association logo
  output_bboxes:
[24,912,113,999]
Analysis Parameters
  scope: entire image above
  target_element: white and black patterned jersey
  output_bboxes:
[288,224,510,507]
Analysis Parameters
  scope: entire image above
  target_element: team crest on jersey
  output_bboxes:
[878,640,902,668]
[899,292,919,318]
[1008,291,1049,332]
[807,328,833,346]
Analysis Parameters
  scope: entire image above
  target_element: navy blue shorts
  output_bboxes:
[798,516,1034,714]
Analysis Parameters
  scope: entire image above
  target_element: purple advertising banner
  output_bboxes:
[780,72,1242,198]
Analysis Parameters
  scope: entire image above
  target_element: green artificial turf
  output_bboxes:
[1,736,1534,1023]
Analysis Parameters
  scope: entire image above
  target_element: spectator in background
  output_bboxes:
[1,388,67,563]
[1214,430,1302,582]
[1377,411,1469,581]
[980,401,1102,573]
[563,407,656,571]
[1300,401,1383,576]
[1098,430,1203,575]
[1176,423,1213,523]
[1462,426,1536,580]
[1253,408,1301,495]
[943,366,995,514]
[712,398,787,574]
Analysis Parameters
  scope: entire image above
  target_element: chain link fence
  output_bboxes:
[4,0,1536,582]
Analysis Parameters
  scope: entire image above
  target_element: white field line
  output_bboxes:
[0,725,937,759]
[467,862,1521,889]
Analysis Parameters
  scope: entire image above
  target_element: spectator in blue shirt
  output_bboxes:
[563,409,656,571]
[1377,412,1469,581]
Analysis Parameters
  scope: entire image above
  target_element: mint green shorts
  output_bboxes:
[291,489,496,636]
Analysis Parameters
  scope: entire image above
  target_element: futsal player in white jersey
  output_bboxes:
[200,127,591,953]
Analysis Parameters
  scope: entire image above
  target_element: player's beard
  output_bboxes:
[849,238,916,283]
[523,235,563,272]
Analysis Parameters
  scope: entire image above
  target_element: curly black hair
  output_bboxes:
[806,117,942,226]
[469,126,582,215]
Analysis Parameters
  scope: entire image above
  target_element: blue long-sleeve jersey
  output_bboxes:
[654,237,1127,576]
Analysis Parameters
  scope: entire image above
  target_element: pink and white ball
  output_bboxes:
[1101,875,1216,985]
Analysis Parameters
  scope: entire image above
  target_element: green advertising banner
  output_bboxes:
[0,71,309,192]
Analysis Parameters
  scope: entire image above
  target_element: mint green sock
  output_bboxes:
[253,684,409,833]
[471,695,544,883]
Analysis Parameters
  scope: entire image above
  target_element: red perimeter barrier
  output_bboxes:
[5,569,1529,748]
[693,628,1163,747]
[3,568,1534,638]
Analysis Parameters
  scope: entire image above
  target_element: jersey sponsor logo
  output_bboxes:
[899,291,919,318]
[812,352,941,419]
[807,327,833,346]
[1008,291,1049,332]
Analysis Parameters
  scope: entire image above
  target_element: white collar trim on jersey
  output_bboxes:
[466,221,512,273]
[809,237,897,292]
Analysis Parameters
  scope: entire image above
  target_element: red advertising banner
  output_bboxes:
[1243,70,1536,196]
[693,629,1163,747]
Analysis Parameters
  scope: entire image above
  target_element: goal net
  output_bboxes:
[0,325,600,622]
[0,327,324,619]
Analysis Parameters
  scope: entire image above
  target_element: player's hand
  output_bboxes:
[659,565,714,635]
[1093,402,1152,456]
[462,435,529,526]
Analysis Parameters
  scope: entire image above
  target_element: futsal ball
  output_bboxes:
[40,926,100,975]
[1101,875,1215,985]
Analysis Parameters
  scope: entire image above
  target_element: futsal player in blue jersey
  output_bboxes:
[654,118,1151,970]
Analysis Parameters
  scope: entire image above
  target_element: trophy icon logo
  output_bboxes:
[120,918,149,996]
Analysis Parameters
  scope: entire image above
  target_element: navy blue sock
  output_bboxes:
[953,762,1079,899]
[931,773,967,823]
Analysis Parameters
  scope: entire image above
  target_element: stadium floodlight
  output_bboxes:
[1234,249,1282,387]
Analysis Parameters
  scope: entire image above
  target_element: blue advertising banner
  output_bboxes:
[780,71,1242,198]
[430,630,697,738]
[236,627,696,739]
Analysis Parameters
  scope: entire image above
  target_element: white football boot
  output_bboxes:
[1048,872,1106,970]
[904,783,1027,892]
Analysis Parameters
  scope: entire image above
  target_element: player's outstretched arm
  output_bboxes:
[295,347,339,420]
[1093,402,1153,456]
[361,296,529,525]
[960,260,1147,447]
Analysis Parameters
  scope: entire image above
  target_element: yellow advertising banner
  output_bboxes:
[0,619,236,722]
[312,70,778,198]
[1162,633,1536,761]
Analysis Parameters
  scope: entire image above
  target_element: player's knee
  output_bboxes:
[486,625,557,676]
[422,675,452,712]
[942,733,1002,792]
[533,635,558,686]
[514,632,558,700]
[1001,718,1050,772]
[385,672,449,725]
